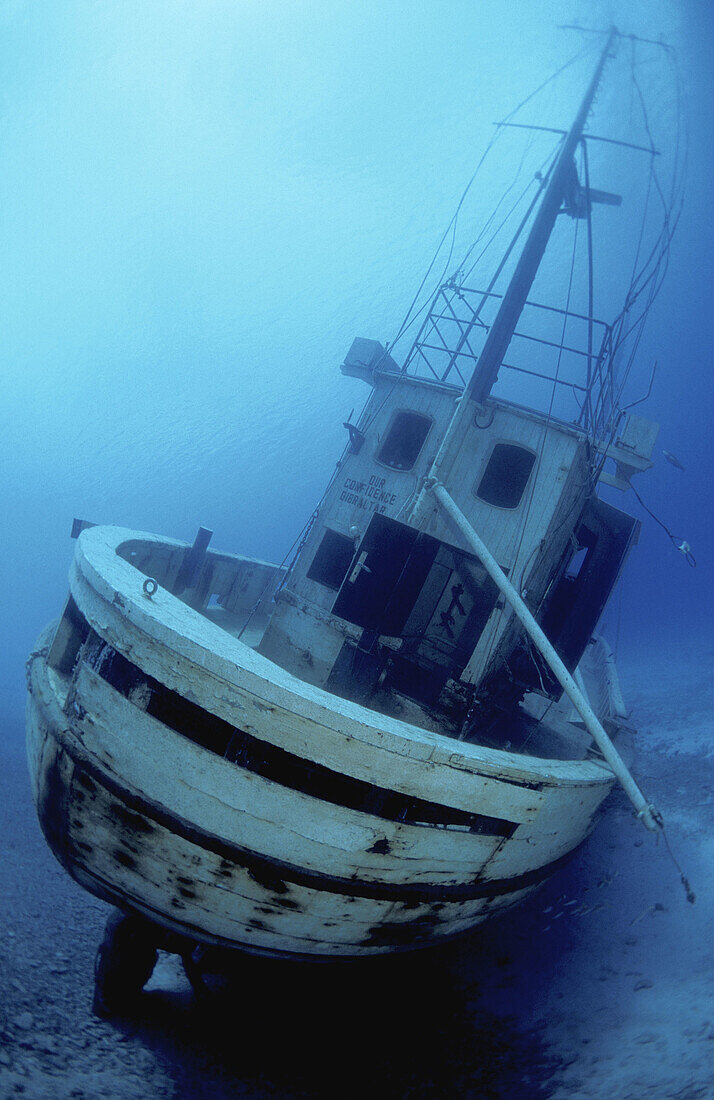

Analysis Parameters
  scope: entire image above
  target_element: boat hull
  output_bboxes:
[26,526,617,959]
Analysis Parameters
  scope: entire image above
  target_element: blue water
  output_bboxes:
[1,2,712,725]
[1,6,713,1097]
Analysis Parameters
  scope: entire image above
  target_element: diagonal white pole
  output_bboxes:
[429,479,661,832]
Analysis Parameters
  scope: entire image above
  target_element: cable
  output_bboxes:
[660,825,696,904]
[389,42,596,361]
[628,480,696,566]
[589,41,685,478]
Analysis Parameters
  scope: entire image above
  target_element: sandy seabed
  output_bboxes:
[1,643,712,1099]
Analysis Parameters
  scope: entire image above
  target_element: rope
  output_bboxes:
[628,481,696,566]
[660,824,696,904]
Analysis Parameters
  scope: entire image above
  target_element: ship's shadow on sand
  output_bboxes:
[130,960,556,1098]
[113,898,573,1099]
[5,651,713,1100]
[100,794,634,1098]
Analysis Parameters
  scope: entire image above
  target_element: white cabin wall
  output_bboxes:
[259,375,458,681]
[283,378,458,592]
[260,373,589,696]
[419,406,588,686]
[458,424,590,686]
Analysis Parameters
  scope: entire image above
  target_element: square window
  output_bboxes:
[377,411,432,471]
[307,529,356,590]
[475,443,536,508]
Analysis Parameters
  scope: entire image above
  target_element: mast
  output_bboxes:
[467,24,618,404]
[409,26,618,526]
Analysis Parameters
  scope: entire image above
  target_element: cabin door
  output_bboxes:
[330,514,498,704]
[539,496,640,676]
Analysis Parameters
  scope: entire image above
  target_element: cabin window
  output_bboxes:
[307,529,355,590]
[475,443,536,509]
[376,411,432,471]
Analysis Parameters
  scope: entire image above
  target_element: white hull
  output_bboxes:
[26,526,616,958]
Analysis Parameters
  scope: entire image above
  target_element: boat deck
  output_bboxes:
[198,607,605,764]
[200,607,270,650]
[112,532,622,766]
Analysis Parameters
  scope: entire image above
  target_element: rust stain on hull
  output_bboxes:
[36,740,72,868]
[26,585,611,961]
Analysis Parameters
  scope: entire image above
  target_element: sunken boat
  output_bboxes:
[26,27,678,1007]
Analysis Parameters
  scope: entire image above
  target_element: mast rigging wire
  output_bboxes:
[387,42,596,358]
[627,480,696,566]
[589,40,685,476]
[266,34,686,612]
